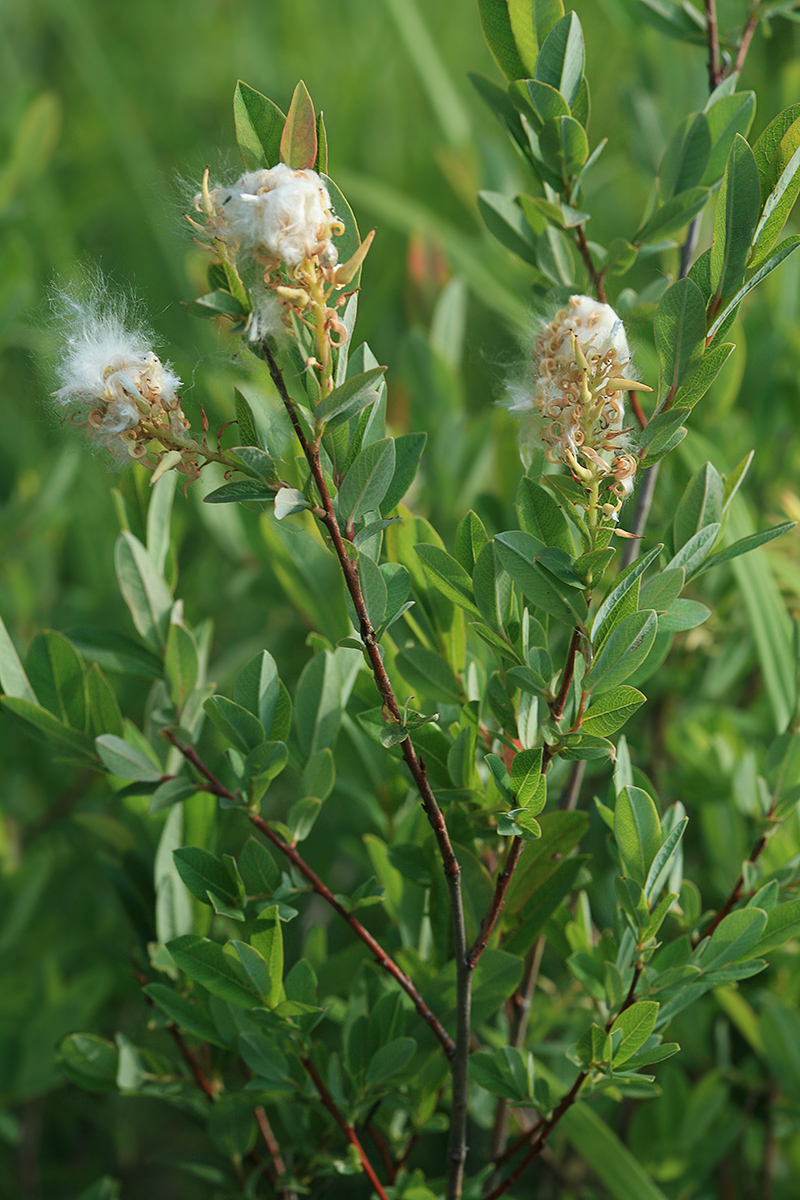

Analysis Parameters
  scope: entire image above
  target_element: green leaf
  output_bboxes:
[365,1037,417,1086]
[315,367,386,430]
[455,510,489,574]
[250,911,284,1006]
[664,524,719,575]
[143,983,225,1047]
[95,734,162,782]
[659,112,710,199]
[673,462,724,550]
[187,289,246,320]
[581,686,646,736]
[295,652,342,754]
[204,696,265,755]
[233,650,280,736]
[338,438,396,524]
[657,599,710,632]
[536,224,575,285]
[1,695,93,756]
[670,340,735,409]
[167,935,261,1008]
[635,186,710,244]
[148,778,198,814]
[509,747,546,813]
[637,409,689,465]
[114,532,172,650]
[414,544,481,618]
[703,91,757,186]
[510,78,570,130]
[639,568,684,613]
[478,191,539,265]
[173,848,243,911]
[60,1034,119,1093]
[539,115,589,177]
[751,116,800,264]
[584,611,658,697]
[233,81,285,169]
[470,1045,535,1102]
[562,1103,671,1200]
[590,546,662,640]
[0,613,37,702]
[26,630,86,730]
[228,447,275,483]
[707,235,800,341]
[233,391,259,451]
[495,531,587,628]
[379,431,427,516]
[614,785,661,885]
[279,80,317,169]
[611,1001,659,1065]
[478,0,529,81]
[238,837,280,897]
[654,277,706,405]
[753,104,800,192]
[86,663,124,738]
[644,816,687,902]
[710,134,761,305]
[164,622,199,709]
[697,908,768,972]
[534,12,584,108]
[204,480,274,504]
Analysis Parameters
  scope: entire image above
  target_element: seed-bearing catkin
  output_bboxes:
[510,294,642,521]
[51,285,197,477]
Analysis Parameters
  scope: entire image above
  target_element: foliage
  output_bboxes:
[3,2,800,1199]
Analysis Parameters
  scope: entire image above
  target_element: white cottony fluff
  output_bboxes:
[203,163,339,270]
[53,295,181,410]
[551,294,630,366]
[51,287,183,451]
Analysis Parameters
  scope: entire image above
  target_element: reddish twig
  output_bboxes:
[628,390,648,431]
[366,1124,397,1184]
[162,730,455,1058]
[575,224,606,303]
[259,342,470,1199]
[166,1024,216,1101]
[694,828,769,945]
[303,1057,391,1200]
[486,965,642,1196]
[255,1106,295,1199]
[733,9,760,77]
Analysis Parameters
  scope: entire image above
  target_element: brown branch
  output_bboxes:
[466,837,525,969]
[259,342,470,1199]
[163,729,455,1058]
[628,390,647,431]
[704,0,722,90]
[303,1057,391,1200]
[255,1106,296,1199]
[366,1124,397,1184]
[166,1023,216,1102]
[695,829,769,945]
[248,810,455,1056]
[575,224,606,303]
[734,10,760,77]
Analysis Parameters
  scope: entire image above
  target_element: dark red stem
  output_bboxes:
[303,1057,391,1200]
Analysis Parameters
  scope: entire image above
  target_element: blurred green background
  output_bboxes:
[3,0,800,1196]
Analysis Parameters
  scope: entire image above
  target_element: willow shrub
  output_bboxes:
[4,2,800,1199]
